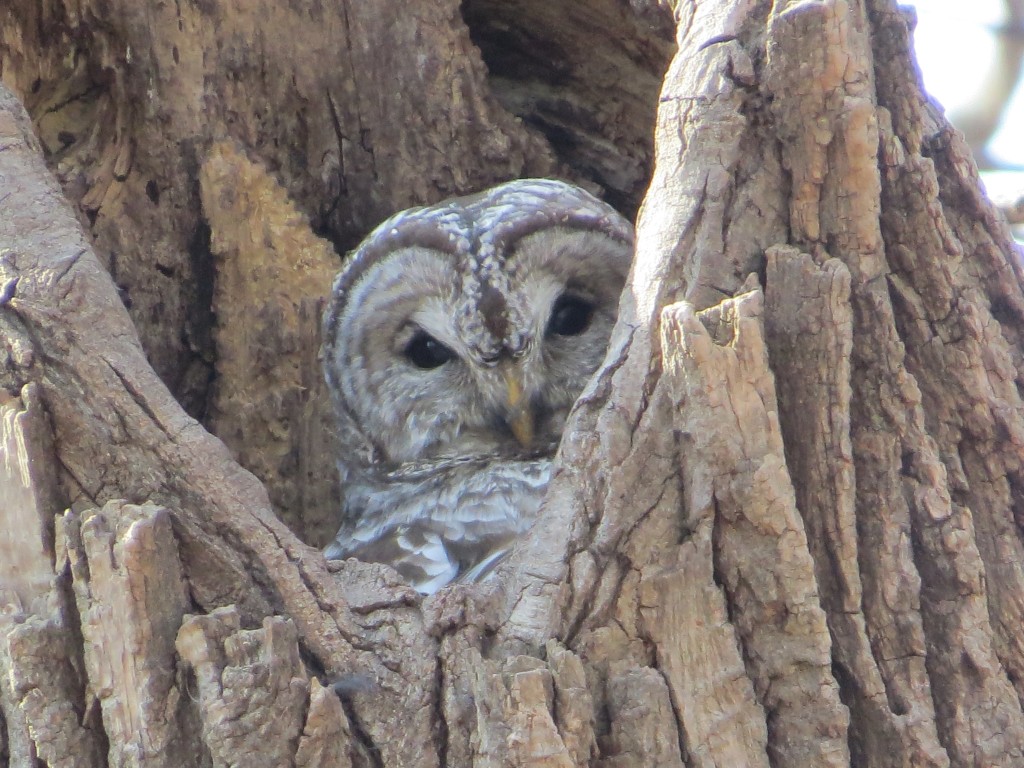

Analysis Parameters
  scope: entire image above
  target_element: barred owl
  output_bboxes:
[322,179,633,593]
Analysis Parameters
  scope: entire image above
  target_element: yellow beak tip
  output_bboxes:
[509,415,534,448]
[504,375,533,447]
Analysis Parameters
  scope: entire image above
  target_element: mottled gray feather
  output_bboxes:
[322,178,632,593]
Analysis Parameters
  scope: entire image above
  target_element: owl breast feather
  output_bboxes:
[324,456,552,594]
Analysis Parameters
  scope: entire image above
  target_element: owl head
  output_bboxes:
[323,179,633,469]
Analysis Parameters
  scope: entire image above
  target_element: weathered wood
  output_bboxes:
[3,0,1024,765]
[175,608,361,768]
[0,385,106,767]
[601,666,685,768]
[765,247,951,766]
[670,292,849,767]
[461,0,673,216]
[63,501,192,767]
[200,140,341,546]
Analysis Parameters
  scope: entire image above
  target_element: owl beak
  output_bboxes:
[504,373,535,448]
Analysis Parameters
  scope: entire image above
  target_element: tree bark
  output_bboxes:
[2,0,1024,766]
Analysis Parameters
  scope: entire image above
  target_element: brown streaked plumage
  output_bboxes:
[322,179,633,593]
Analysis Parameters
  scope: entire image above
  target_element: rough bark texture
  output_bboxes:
[199,140,341,546]
[2,0,1024,766]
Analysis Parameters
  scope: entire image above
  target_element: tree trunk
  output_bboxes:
[1,0,1023,766]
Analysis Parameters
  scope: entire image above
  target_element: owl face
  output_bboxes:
[323,179,633,467]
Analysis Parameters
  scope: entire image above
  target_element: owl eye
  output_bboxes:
[547,295,594,337]
[404,331,455,369]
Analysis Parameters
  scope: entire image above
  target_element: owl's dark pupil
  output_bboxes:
[547,295,593,337]
[405,331,454,369]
